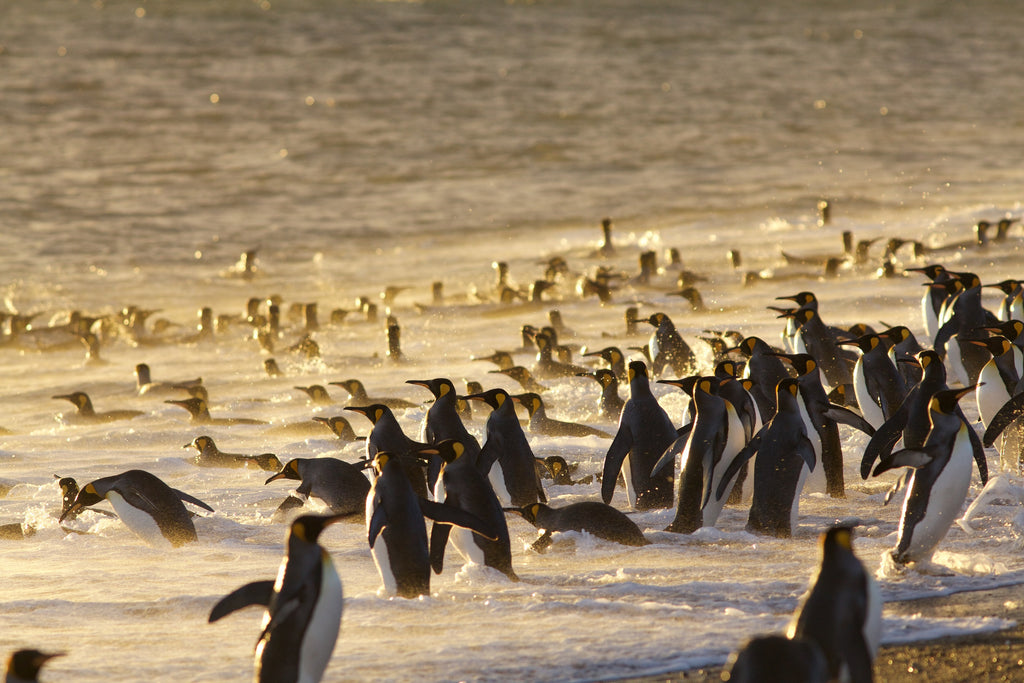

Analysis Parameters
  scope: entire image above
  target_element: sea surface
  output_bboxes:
[2,0,1024,681]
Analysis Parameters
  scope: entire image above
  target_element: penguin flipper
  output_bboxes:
[429,521,451,574]
[477,439,501,476]
[173,489,215,513]
[883,471,908,506]
[650,432,688,478]
[825,404,876,436]
[982,391,1024,447]
[418,498,499,541]
[700,426,729,510]
[208,580,275,622]
[860,405,908,479]
[367,501,387,548]
[963,416,988,485]
[796,435,816,471]
[600,425,633,504]
[872,448,933,477]
[715,434,760,501]
[676,422,694,438]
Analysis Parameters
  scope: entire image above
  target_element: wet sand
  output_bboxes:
[617,583,1024,682]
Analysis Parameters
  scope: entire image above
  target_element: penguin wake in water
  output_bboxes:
[787,525,882,683]
[208,514,347,683]
[58,469,213,547]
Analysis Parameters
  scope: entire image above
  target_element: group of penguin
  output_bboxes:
[9,215,1024,683]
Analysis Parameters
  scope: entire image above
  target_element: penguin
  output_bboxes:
[472,350,516,371]
[582,346,627,381]
[52,391,143,424]
[405,377,479,455]
[782,307,854,394]
[208,514,346,683]
[837,333,907,430]
[541,455,593,486]
[601,361,676,510]
[164,397,266,426]
[933,272,996,385]
[987,278,1024,322]
[265,457,371,518]
[365,451,499,598]
[718,378,816,538]
[425,440,517,581]
[576,368,625,422]
[489,366,549,394]
[787,525,882,683]
[328,379,419,410]
[906,264,950,341]
[184,435,282,471]
[663,376,748,533]
[872,386,979,566]
[971,336,1024,465]
[530,331,589,379]
[294,385,333,406]
[58,470,213,547]
[463,388,545,507]
[512,392,612,439]
[312,416,359,442]
[723,635,828,683]
[726,336,792,423]
[5,649,64,683]
[135,363,201,397]
[264,358,284,378]
[642,312,696,378]
[343,404,430,498]
[505,501,648,551]
[880,324,924,389]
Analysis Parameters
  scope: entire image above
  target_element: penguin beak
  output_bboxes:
[264,471,288,484]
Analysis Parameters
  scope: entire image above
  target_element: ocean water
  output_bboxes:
[2,0,1024,681]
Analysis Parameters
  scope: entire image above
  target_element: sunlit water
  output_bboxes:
[2,0,1024,681]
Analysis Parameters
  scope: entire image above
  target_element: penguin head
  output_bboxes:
[417,439,466,466]
[509,503,544,525]
[289,513,347,544]
[463,388,507,410]
[59,482,106,522]
[930,386,976,416]
[53,391,92,411]
[328,379,361,397]
[186,435,215,452]
[776,291,816,306]
[405,378,453,399]
[821,524,855,553]
[6,649,64,681]
[593,369,616,387]
[344,404,388,425]
[714,360,739,378]
[266,459,303,484]
[967,336,1012,357]
[54,475,79,516]
[881,325,912,344]
[627,361,649,383]
[775,378,801,405]
[512,393,542,416]
[657,376,700,395]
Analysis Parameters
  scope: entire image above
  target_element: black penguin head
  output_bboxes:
[967,336,1012,357]
[507,503,544,525]
[416,439,466,466]
[328,379,362,397]
[657,376,700,395]
[714,360,740,378]
[296,385,330,402]
[593,369,616,387]
[930,386,976,416]
[512,393,542,416]
[289,513,346,544]
[186,435,215,452]
[405,378,453,399]
[344,404,388,425]
[6,649,64,681]
[53,391,92,412]
[58,481,106,522]
[881,325,912,344]
[821,524,855,554]
[54,475,79,516]
[463,388,508,410]
[165,397,208,418]
[627,361,649,383]
[775,378,801,405]
[776,291,816,306]
[266,459,303,484]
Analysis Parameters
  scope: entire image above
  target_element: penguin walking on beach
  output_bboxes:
[787,525,882,683]
[505,501,648,551]
[208,514,347,683]
[601,361,677,510]
[717,378,816,538]
[58,469,213,547]
[365,451,498,597]
[265,458,371,519]
[425,440,516,582]
[463,388,545,507]
[871,386,980,567]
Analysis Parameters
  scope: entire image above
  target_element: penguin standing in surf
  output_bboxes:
[871,386,981,567]
[208,514,346,683]
[601,361,676,510]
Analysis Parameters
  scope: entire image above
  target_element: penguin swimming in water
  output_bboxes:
[463,388,545,507]
[787,525,882,683]
[312,416,359,442]
[642,312,697,378]
[872,386,980,567]
[601,361,677,510]
[512,392,612,439]
[134,363,201,397]
[164,397,266,426]
[328,379,419,410]
[366,450,499,597]
[52,391,143,424]
[59,469,213,547]
[184,435,282,471]
[5,649,64,683]
[718,378,817,538]
[294,385,334,406]
[425,440,517,582]
[266,458,371,519]
[576,368,625,422]
[505,501,648,551]
[208,514,346,683]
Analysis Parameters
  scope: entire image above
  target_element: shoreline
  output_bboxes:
[615,582,1024,682]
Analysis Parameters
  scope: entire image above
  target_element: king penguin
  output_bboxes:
[5,650,64,683]
[787,525,882,683]
[838,333,907,431]
[265,458,371,519]
[208,514,346,683]
[343,404,430,498]
[505,501,648,550]
[601,361,677,510]
[405,378,480,460]
[872,386,981,567]
[58,469,213,547]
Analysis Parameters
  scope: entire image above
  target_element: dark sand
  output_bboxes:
[616,583,1024,682]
